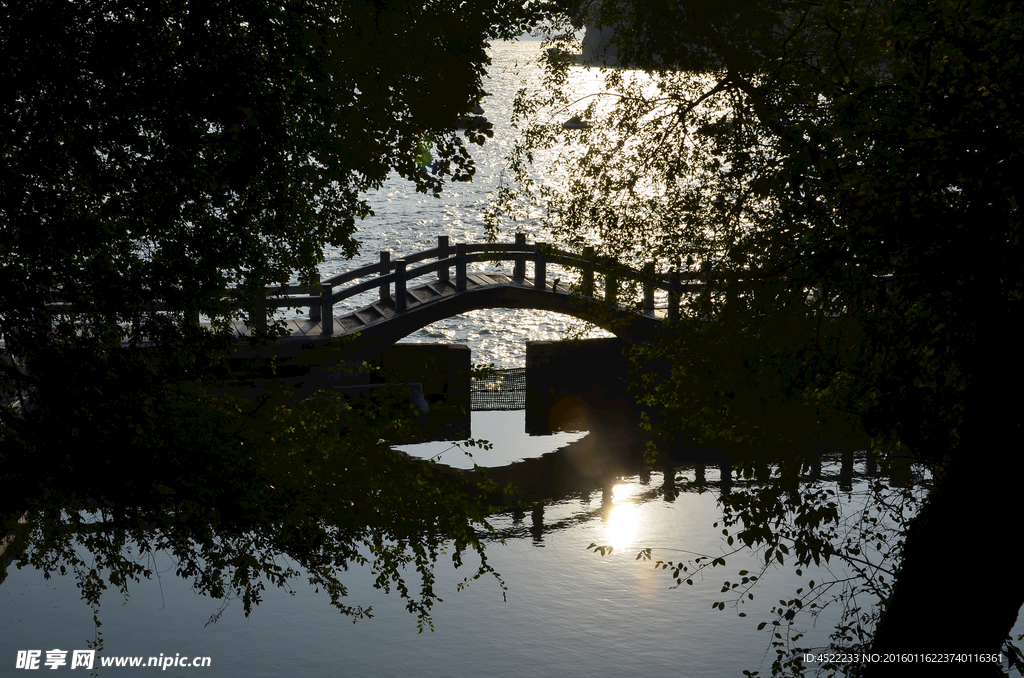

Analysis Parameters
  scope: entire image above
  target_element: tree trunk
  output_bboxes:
[865,341,1024,676]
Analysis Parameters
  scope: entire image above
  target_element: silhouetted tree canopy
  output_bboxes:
[1,0,549,635]
[494,0,1023,672]
[2,0,542,351]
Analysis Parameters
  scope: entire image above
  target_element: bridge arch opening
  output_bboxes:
[386,306,616,368]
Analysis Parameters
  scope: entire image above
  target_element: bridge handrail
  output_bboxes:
[318,242,704,294]
[453,243,704,289]
[39,235,711,335]
[321,259,393,288]
[258,240,710,324]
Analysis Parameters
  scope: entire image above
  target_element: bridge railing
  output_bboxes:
[32,236,710,339]
[240,233,712,335]
[43,236,705,335]
[34,238,871,342]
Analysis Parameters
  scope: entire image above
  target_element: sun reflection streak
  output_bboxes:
[605,484,641,552]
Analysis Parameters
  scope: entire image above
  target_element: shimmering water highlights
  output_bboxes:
[297,40,615,368]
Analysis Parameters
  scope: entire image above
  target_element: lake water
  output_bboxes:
[9,409,1004,677]
[292,38,616,369]
[5,40,1022,676]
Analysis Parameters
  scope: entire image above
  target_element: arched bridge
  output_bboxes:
[239,235,707,356]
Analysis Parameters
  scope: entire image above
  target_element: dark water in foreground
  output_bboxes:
[4,410,1022,676]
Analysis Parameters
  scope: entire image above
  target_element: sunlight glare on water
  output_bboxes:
[287,40,633,368]
[604,502,640,553]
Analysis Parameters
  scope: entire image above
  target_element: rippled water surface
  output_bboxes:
[5,407,1024,676]
[302,39,614,368]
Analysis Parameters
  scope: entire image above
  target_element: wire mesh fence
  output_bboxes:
[471,367,527,411]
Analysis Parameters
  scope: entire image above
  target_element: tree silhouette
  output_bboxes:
[493,0,1024,671]
[1,0,548,635]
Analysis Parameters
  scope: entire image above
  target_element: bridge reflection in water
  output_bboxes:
[402,402,907,547]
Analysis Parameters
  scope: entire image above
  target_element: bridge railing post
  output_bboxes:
[309,271,322,321]
[605,267,618,306]
[534,243,546,290]
[379,251,391,302]
[241,282,268,335]
[513,232,526,283]
[395,259,407,312]
[668,258,680,322]
[437,235,450,283]
[320,284,334,335]
[456,244,467,292]
[581,246,595,297]
[248,288,268,335]
[643,262,655,316]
